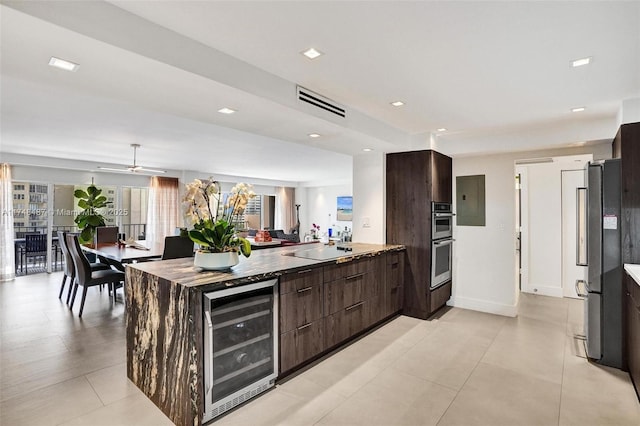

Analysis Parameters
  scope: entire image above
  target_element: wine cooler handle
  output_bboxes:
[204,310,214,393]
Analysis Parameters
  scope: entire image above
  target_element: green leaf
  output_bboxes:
[87,216,104,226]
[74,189,89,199]
[77,199,89,209]
[188,230,211,248]
[86,185,98,196]
[239,237,251,257]
[79,228,93,244]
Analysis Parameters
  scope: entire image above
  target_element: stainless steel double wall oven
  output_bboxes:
[431,202,454,289]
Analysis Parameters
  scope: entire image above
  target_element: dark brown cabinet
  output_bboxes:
[381,252,404,319]
[613,122,640,266]
[386,149,452,319]
[279,251,403,375]
[279,268,325,373]
[626,274,640,399]
[324,258,373,348]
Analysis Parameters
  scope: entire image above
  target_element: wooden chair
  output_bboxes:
[57,231,110,304]
[23,233,47,274]
[65,233,125,317]
[161,236,195,260]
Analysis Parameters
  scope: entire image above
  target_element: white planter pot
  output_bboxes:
[194,251,239,271]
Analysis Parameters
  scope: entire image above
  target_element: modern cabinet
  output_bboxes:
[324,258,375,348]
[626,273,640,399]
[386,149,453,319]
[612,122,640,266]
[279,251,404,375]
[381,252,404,319]
[279,268,325,374]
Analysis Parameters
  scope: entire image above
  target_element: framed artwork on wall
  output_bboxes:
[337,196,353,221]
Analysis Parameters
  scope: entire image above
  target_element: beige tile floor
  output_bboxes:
[1,272,639,425]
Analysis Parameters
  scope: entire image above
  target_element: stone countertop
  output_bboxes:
[127,242,404,290]
[624,264,640,286]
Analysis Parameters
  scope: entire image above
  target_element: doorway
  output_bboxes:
[516,155,591,298]
[561,169,587,299]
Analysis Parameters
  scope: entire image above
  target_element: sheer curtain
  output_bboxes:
[274,187,295,232]
[1,163,15,281]
[146,176,180,243]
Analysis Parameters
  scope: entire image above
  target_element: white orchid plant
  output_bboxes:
[183,178,256,257]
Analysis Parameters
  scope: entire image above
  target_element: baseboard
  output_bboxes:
[447,296,518,317]
[522,285,563,298]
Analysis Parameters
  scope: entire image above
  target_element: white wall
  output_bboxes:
[450,143,611,317]
[296,183,352,240]
[618,97,640,125]
[352,152,385,244]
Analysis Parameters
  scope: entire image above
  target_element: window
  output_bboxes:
[121,187,149,240]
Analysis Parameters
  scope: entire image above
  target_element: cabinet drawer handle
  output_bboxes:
[297,286,313,293]
[345,301,364,311]
[297,269,313,274]
[297,323,312,331]
[346,272,365,281]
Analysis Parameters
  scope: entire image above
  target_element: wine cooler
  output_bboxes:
[202,279,279,422]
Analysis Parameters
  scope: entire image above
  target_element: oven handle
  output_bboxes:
[434,212,456,217]
[433,239,455,246]
[204,310,214,394]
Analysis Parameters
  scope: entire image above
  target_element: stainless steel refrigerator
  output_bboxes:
[576,158,623,368]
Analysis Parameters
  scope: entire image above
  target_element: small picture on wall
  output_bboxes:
[337,196,353,221]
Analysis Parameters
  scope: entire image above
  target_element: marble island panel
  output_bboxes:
[127,242,405,290]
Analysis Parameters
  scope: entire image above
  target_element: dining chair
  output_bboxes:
[23,233,48,274]
[65,233,125,317]
[161,236,195,260]
[94,226,119,244]
[57,231,111,303]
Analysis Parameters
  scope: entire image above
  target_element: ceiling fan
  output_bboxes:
[97,144,166,174]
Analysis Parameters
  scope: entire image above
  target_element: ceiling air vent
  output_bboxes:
[297,86,346,118]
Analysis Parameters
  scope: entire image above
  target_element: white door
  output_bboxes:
[561,169,587,299]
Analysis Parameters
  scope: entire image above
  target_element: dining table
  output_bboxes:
[81,240,164,270]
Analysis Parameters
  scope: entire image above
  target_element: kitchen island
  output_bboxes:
[125,243,405,425]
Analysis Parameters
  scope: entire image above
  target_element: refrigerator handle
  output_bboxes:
[576,187,588,266]
[575,279,589,298]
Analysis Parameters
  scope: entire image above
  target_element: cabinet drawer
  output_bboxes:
[324,273,367,315]
[280,268,323,294]
[280,320,324,373]
[324,258,371,282]
[386,252,399,266]
[324,300,368,348]
[280,284,323,333]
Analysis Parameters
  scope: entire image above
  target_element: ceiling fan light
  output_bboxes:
[97,144,166,174]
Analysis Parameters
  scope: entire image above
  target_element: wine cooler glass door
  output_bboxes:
[203,279,278,421]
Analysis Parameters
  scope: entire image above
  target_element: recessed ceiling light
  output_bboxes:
[571,107,586,112]
[308,133,321,138]
[301,48,323,59]
[437,128,447,132]
[363,148,373,152]
[218,107,236,114]
[48,56,79,72]
[390,101,404,107]
[572,57,592,67]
